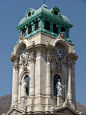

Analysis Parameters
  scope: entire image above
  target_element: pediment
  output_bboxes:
[54,106,80,115]
[6,106,23,115]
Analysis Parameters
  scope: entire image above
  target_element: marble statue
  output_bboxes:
[56,79,64,96]
[22,79,27,97]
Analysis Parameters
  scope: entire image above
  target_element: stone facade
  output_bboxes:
[6,32,81,115]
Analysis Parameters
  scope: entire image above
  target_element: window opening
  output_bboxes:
[28,12,31,17]
[61,27,66,32]
[53,24,58,33]
[35,21,39,30]
[28,25,32,34]
[45,20,50,30]
[54,75,61,96]
[22,29,26,36]
[61,27,66,37]
[54,10,58,15]
[24,75,29,95]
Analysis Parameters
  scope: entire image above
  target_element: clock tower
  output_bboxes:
[8,4,81,115]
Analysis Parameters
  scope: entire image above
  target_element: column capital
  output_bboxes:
[47,56,51,63]
[29,57,36,64]
[13,61,19,70]
[18,81,22,85]
[67,62,72,68]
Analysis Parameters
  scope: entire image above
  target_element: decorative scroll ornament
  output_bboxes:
[21,48,28,60]
[47,56,51,63]
[56,61,62,71]
[13,61,19,70]
[29,56,36,64]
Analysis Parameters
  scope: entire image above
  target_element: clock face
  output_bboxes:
[55,46,65,59]
[21,48,28,60]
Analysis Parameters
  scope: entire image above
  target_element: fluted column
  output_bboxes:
[46,55,51,97]
[67,62,72,103]
[12,61,19,106]
[29,54,35,97]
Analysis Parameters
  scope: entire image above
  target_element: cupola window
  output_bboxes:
[54,10,58,15]
[53,24,58,33]
[61,27,66,32]
[28,12,31,17]
[22,28,26,36]
[61,27,66,36]
[35,21,39,31]
[54,75,61,96]
[45,20,50,30]
[28,25,32,34]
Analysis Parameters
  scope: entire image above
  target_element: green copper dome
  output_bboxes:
[18,5,72,26]
[61,15,70,24]
[18,17,26,25]
[16,4,73,44]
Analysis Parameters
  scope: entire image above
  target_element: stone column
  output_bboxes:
[29,54,35,97]
[12,61,19,106]
[67,62,72,103]
[57,95,63,107]
[18,62,22,103]
[46,53,51,111]
[46,55,51,97]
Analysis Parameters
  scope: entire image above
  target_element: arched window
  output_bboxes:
[24,75,29,96]
[54,75,61,96]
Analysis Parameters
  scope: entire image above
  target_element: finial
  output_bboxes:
[44,0,45,4]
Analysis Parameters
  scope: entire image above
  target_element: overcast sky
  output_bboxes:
[0,0,86,107]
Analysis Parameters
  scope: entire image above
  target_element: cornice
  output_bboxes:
[67,52,78,62]
[10,52,17,62]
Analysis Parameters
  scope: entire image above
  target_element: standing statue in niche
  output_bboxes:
[22,79,27,97]
[56,79,64,96]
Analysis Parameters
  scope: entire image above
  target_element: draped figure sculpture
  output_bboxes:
[22,79,27,97]
[56,79,64,96]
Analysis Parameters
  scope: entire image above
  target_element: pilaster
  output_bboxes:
[29,52,35,98]
[12,60,19,107]
[67,62,72,103]
[46,53,51,97]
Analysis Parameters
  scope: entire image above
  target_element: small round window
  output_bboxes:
[54,10,58,15]
[28,12,31,17]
